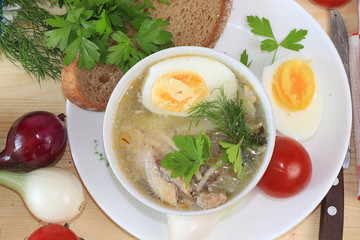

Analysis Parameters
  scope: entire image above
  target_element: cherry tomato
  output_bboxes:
[28,224,79,240]
[257,136,312,198]
[310,0,350,8]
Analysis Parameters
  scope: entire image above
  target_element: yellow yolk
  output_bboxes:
[151,70,208,113]
[142,55,238,116]
[271,58,315,111]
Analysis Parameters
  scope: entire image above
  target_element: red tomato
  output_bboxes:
[28,224,79,240]
[257,136,312,198]
[310,0,350,8]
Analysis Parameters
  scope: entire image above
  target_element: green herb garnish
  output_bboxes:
[219,139,245,180]
[160,87,266,185]
[45,0,174,71]
[94,139,109,166]
[187,87,263,177]
[240,49,252,67]
[160,130,222,188]
[247,15,307,63]
[0,1,64,82]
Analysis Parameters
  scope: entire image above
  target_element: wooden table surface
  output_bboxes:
[0,0,359,239]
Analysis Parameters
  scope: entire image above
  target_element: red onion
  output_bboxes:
[0,111,67,168]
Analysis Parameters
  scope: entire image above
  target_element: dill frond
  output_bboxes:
[186,87,263,160]
[0,1,63,82]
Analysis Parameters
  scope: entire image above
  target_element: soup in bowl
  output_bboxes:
[103,46,275,216]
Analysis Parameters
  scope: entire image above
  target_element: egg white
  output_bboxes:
[141,56,239,116]
[261,53,322,141]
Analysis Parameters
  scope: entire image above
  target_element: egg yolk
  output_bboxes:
[151,70,208,113]
[271,58,315,111]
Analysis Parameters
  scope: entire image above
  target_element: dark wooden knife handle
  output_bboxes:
[319,168,344,240]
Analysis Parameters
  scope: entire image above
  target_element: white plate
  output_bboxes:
[66,0,352,239]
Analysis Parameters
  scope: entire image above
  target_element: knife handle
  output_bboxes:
[319,168,344,240]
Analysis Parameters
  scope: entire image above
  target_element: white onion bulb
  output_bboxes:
[0,166,85,223]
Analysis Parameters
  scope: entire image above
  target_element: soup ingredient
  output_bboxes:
[187,87,266,174]
[311,0,350,8]
[262,53,322,141]
[0,166,85,223]
[247,15,308,63]
[45,0,173,71]
[257,136,312,198]
[0,1,63,82]
[160,130,214,188]
[28,224,79,240]
[0,111,67,169]
[142,56,238,116]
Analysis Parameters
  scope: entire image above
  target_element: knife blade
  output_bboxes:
[330,12,351,170]
[319,9,350,240]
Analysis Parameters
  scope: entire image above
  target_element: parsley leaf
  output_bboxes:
[260,39,278,52]
[107,18,173,71]
[135,19,173,54]
[45,0,173,71]
[161,151,195,179]
[280,29,308,51]
[96,10,113,36]
[240,49,252,67]
[106,31,133,66]
[160,130,211,188]
[247,16,275,39]
[247,15,307,63]
[45,16,75,51]
[219,140,245,180]
[106,31,147,72]
[64,35,100,69]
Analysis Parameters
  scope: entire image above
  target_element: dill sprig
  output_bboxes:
[0,1,64,82]
[94,139,109,166]
[187,87,262,160]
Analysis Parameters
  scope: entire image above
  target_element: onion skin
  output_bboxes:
[0,166,85,223]
[0,111,67,168]
[23,167,85,223]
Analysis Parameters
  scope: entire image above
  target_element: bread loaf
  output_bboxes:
[62,0,233,111]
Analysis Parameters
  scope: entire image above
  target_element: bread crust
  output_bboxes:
[61,57,124,111]
[61,58,98,111]
[62,0,233,111]
[210,0,233,48]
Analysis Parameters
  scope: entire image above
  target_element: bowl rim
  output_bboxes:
[103,46,276,216]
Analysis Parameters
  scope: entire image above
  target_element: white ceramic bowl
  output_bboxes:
[103,46,276,216]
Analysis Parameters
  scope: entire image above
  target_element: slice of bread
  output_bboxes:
[61,57,124,111]
[148,0,232,48]
[62,0,233,111]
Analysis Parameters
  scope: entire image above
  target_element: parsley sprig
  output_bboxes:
[45,0,173,71]
[160,130,222,188]
[247,16,307,63]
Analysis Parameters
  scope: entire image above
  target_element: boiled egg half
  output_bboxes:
[141,55,239,116]
[262,53,322,141]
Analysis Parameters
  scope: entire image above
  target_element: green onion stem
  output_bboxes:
[0,170,27,196]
